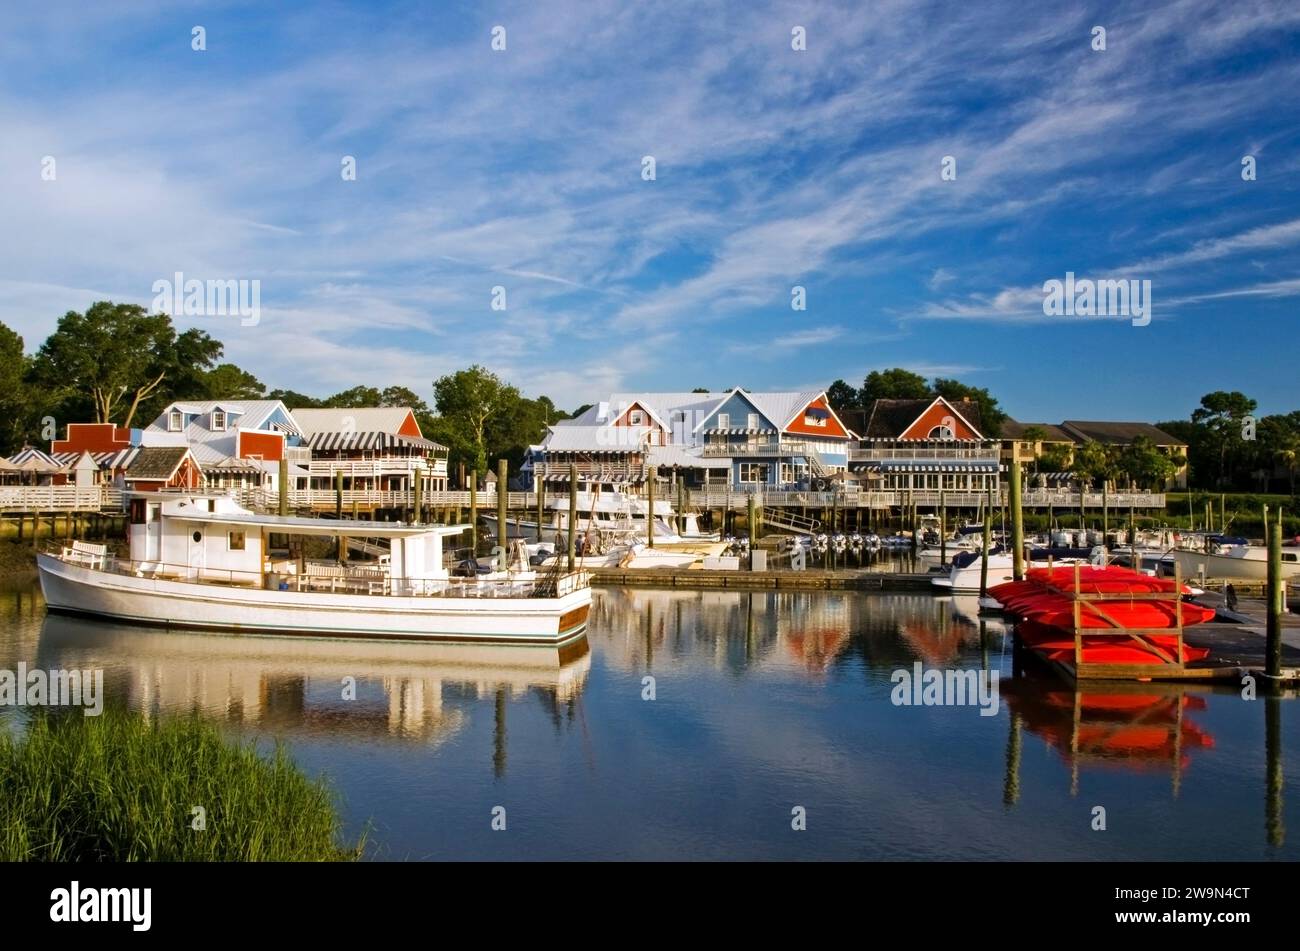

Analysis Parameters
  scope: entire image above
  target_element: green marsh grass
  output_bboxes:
[0,709,364,861]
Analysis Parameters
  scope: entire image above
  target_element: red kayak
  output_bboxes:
[1005,594,1216,630]
[1017,619,1212,664]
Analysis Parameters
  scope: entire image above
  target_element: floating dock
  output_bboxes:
[590,567,936,591]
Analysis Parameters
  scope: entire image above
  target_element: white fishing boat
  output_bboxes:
[1166,537,1300,582]
[38,494,591,644]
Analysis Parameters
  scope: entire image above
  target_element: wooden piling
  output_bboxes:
[939,489,947,566]
[1266,520,1283,678]
[567,464,577,570]
[412,467,422,525]
[469,471,478,554]
[979,509,992,598]
[278,458,289,516]
[747,494,756,569]
[536,475,545,545]
[647,466,657,548]
[1009,458,1024,581]
[497,458,508,550]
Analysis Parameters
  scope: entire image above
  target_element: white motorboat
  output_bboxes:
[38,494,592,644]
[931,546,1104,593]
[481,483,719,547]
[1166,537,1300,582]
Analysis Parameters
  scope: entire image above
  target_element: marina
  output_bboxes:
[2,580,1295,861]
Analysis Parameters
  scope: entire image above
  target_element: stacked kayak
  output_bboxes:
[990,565,1216,668]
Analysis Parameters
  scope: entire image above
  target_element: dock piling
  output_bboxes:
[1267,520,1283,678]
[567,464,577,570]
[1010,458,1025,581]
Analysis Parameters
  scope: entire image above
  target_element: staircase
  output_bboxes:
[805,448,831,478]
[346,537,389,559]
[760,509,821,535]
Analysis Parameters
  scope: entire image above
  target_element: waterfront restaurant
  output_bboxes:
[844,397,1001,501]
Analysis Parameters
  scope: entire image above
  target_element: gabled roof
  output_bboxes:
[1060,421,1186,446]
[125,446,194,482]
[144,400,296,465]
[860,397,985,439]
[291,407,417,436]
[693,387,780,433]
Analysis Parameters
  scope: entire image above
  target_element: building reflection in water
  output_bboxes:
[35,612,591,745]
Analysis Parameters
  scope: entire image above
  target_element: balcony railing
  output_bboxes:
[849,446,1001,462]
[701,441,808,457]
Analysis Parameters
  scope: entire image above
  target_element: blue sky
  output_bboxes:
[2,0,1298,423]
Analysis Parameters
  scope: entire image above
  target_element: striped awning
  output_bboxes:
[869,461,999,473]
[306,431,445,452]
[51,449,140,469]
[542,471,645,483]
[270,419,303,437]
[703,428,767,436]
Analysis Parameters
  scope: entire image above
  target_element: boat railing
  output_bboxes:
[44,546,590,599]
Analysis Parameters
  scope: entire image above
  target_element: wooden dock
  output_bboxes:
[590,567,936,591]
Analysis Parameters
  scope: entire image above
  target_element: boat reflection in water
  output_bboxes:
[1002,677,1217,795]
[34,612,591,744]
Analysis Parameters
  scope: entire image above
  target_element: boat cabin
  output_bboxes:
[126,493,469,591]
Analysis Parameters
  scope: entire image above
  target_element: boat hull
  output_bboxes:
[1167,547,1300,582]
[37,554,590,644]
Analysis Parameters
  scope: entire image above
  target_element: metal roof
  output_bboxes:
[292,407,417,436]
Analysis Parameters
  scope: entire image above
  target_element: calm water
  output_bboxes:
[1,579,1296,861]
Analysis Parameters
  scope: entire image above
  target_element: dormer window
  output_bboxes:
[212,409,226,431]
[168,410,183,432]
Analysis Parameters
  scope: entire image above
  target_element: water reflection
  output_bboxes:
[34,612,591,744]
[0,580,1294,858]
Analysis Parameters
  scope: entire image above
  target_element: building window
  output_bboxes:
[928,425,956,439]
[629,409,644,425]
[228,531,246,551]
[739,463,769,484]
[168,410,183,431]
[212,409,226,431]
[747,413,759,430]
[717,413,730,430]
[804,412,826,427]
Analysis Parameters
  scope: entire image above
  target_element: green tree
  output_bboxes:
[203,363,266,400]
[324,386,383,408]
[29,302,222,430]
[1191,391,1257,487]
[860,368,930,403]
[0,322,33,453]
[431,366,521,476]
[826,379,859,414]
[1115,436,1178,490]
[268,389,324,409]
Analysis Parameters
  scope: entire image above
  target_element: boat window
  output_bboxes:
[228,531,246,551]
